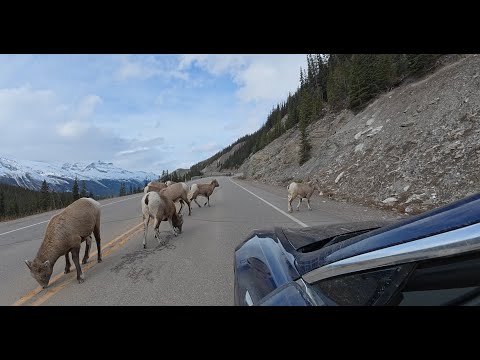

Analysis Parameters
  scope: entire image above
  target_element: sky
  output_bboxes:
[0,54,307,174]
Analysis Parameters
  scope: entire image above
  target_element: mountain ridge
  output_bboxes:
[0,157,158,196]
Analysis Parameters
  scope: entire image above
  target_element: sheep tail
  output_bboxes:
[144,194,149,205]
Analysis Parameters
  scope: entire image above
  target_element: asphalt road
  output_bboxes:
[0,177,400,306]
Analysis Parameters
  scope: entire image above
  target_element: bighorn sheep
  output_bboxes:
[287,180,321,212]
[142,191,183,249]
[144,181,167,194]
[188,179,219,207]
[25,198,102,288]
[166,180,176,186]
[159,182,191,216]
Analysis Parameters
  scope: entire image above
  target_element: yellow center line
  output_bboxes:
[12,222,144,306]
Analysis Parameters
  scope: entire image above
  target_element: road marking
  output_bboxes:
[100,194,144,207]
[230,178,308,228]
[12,222,144,306]
[0,220,50,236]
[0,194,143,237]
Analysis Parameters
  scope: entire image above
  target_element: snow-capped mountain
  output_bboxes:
[0,157,158,196]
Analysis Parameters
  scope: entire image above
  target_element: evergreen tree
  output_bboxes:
[407,54,439,77]
[298,88,312,165]
[0,191,5,218]
[327,58,349,109]
[50,189,57,209]
[80,180,87,198]
[348,54,379,110]
[129,184,133,194]
[13,198,19,216]
[88,191,94,199]
[375,54,395,90]
[72,177,80,201]
[40,180,49,211]
[119,182,126,197]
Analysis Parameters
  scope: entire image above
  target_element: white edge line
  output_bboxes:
[0,194,144,237]
[0,220,50,236]
[100,194,144,207]
[230,178,308,228]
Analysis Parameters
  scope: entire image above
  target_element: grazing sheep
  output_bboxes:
[25,198,102,288]
[144,181,167,194]
[188,179,219,208]
[142,191,184,249]
[160,182,191,216]
[287,180,321,212]
[166,180,176,186]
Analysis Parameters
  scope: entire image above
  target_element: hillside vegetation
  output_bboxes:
[186,54,443,178]
[189,54,480,214]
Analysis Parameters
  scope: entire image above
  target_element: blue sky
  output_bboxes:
[0,54,307,173]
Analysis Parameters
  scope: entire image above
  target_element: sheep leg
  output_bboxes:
[93,222,102,263]
[307,198,312,211]
[178,199,184,214]
[205,196,210,207]
[64,252,71,274]
[297,198,302,211]
[186,198,191,216]
[143,215,150,249]
[168,218,178,237]
[82,238,91,264]
[154,218,162,244]
[194,197,202,208]
[287,195,293,213]
[71,245,84,284]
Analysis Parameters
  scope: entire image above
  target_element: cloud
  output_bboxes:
[178,54,306,103]
[179,54,247,76]
[114,136,167,157]
[76,95,102,119]
[115,55,189,82]
[57,121,89,137]
[133,136,165,148]
[191,142,220,153]
[115,147,150,156]
[0,55,308,174]
[0,84,58,125]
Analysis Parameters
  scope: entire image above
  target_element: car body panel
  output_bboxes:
[234,193,480,306]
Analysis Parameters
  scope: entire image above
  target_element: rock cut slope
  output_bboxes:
[240,55,480,214]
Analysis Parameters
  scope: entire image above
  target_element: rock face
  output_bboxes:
[240,54,480,215]
[201,141,246,174]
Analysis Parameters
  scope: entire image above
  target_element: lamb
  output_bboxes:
[143,181,167,194]
[25,198,102,288]
[159,182,191,216]
[142,191,184,249]
[287,179,321,212]
[188,179,219,207]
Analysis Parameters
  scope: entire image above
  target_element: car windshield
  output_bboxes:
[310,253,480,306]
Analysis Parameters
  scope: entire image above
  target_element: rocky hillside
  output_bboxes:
[202,141,245,174]
[240,54,480,215]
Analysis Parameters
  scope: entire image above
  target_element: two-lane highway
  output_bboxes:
[0,177,400,305]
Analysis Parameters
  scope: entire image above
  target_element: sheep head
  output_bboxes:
[308,178,322,194]
[25,259,53,289]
